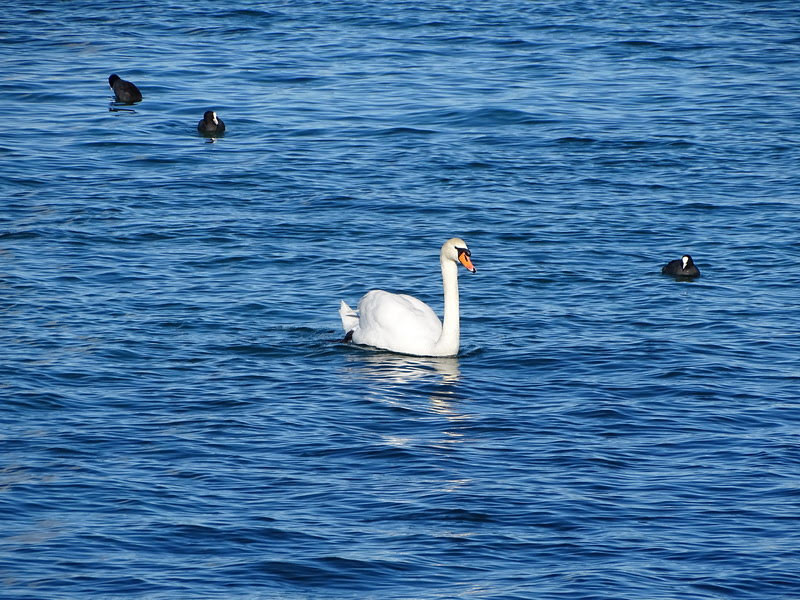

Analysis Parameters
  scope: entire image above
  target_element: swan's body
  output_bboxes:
[662,254,700,278]
[340,238,476,357]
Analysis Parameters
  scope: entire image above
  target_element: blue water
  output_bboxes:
[2,1,799,598]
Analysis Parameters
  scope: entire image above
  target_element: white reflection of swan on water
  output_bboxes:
[340,350,476,537]
[341,350,472,423]
[344,350,461,384]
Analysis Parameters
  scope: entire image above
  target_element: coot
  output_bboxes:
[197,110,226,136]
[662,254,700,278]
[108,74,142,104]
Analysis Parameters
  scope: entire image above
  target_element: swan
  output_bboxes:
[339,238,476,357]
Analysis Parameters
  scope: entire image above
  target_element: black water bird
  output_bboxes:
[662,254,700,278]
[108,74,142,103]
[197,110,226,136]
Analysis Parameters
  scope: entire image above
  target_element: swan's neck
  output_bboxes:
[433,257,460,356]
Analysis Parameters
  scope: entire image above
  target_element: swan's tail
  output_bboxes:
[339,300,359,333]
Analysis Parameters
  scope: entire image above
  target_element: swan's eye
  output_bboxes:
[457,248,470,257]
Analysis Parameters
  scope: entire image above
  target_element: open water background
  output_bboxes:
[2,1,799,598]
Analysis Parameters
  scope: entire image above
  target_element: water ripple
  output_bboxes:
[2,1,799,598]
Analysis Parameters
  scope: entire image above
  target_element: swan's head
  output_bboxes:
[442,237,476,273]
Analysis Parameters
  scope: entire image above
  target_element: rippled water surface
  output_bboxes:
[2,1,800,598]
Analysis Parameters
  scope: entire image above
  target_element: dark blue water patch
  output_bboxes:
[616,39,662,48]
[554,135,598,145]
[372,126,438,136]
[418,107,553,128]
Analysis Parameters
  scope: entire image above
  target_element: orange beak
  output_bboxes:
[458,250,477,273]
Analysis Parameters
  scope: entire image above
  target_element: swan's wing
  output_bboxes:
[353,290,442,352]
[339,300,359,332]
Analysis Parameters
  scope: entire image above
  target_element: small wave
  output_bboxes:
[373,126,437,136]
[616,39,662,47]
[418,107,549,128]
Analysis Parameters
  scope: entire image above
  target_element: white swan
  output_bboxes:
[339,238,476,357]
